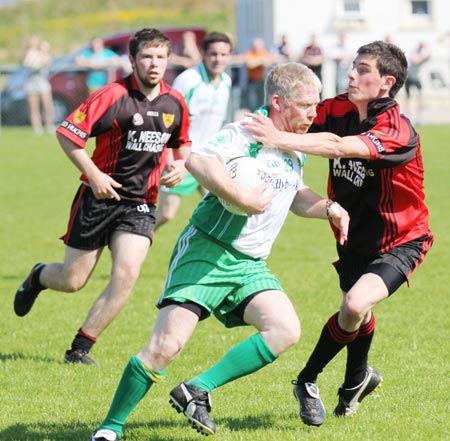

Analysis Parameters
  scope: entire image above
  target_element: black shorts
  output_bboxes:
[334,233,433,295]
[62,184,156,250]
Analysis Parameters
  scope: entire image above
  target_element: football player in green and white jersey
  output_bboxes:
[155,31,233,230]
[89,62,349,441]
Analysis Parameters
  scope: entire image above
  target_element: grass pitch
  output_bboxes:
[0,126,449,440]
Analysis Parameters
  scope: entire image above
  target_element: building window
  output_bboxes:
[411,0,429,15]
[343,0,361,13]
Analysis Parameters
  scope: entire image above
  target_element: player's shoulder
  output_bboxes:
[84,78,128,106]
[173,66,202,86]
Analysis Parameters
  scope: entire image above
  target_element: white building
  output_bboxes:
[235,0,450,99]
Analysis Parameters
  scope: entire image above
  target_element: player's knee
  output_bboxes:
[63,274,88,292]
[149,334,184,366]
[342,296,366,321]
[268,317,301,354]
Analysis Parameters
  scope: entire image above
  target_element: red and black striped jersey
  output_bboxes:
[56,74,191,204]
[310,94,431,255]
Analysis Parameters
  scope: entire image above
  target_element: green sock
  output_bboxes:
[98,355,165,437]
[188,333,277,392]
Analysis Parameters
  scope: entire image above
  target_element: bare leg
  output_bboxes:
[40,245,102,292]
[27,93,43,135]
[41,91,55,131]
[81,231,151,338]
[155,191,181,230]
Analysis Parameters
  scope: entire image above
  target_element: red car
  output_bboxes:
[1,27,206,126]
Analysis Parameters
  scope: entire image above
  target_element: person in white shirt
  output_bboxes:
[155,32,233,229]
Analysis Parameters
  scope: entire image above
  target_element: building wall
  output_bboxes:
[236,0,450,99]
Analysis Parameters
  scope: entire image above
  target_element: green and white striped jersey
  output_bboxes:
[190,109,306,259]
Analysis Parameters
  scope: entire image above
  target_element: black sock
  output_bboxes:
[298,312,358,383]
[31,264,46,290]
[68,328,97,354]
[344,314,376,388]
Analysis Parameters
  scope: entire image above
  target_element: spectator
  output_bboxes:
[76,37,121,94]
[300,33,325,82]
[276,33,294,60]
[329,31,354,94]
[21,35,54,135]
[404,41,430,124]
[243,37,272,110]
[170,30,203,70]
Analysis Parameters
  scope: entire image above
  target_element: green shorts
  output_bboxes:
[161,172,200,196]
[157,225,284,328]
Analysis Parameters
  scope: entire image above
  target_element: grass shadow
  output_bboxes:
[0,352,56,363]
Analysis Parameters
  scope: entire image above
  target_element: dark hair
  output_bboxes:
[201,32,233,53]
[129,28,172,59]
[357,40,408,98]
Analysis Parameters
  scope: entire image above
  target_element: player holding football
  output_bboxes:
[243,40,433,425]
[155,31,233,230]
[88,62,349,440]
[14,28,191,365]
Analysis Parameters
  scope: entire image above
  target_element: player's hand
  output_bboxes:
[330,204,349,245]
[238,183,274,216]
[89,172,122,201]
[160,159,187,188]
[241,112,280,146]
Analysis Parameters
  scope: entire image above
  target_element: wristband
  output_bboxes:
[326,201,340,220]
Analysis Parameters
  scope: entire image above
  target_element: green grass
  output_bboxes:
[0,126,449,440]
[0,0,235,62]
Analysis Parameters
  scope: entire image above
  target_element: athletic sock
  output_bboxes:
[344,313,376,388]
[99,355,165,437]
[68,328,96,354]
[31,264,46,291]
[187,333,277,392]
[298,312,359,383]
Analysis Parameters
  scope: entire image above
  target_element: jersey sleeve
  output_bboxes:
[357,115,419,166]
[165,87,192,150]
[172,68,200,98]
[56,81,126,148]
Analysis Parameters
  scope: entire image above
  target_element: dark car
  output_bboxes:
[0,27,206,126]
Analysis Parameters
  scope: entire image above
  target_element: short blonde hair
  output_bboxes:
[265,62,322,105]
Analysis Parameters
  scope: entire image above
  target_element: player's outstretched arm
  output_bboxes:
[242,112,371,159]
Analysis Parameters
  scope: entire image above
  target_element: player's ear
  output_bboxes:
[382,75,396,92]
[271,94,282,111]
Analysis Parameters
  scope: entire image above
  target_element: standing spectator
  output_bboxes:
[329,31,354,94]
[243,37,272,110]
[88,61,349,441]
[21,35,54,135]
[170,30,203,70]
[243,40,433,426]
[76,36,121,94]
[276,33,294,60]
[14,28,191,366]
[300,33,325,82]
[405,41,430,124]
[155,32,233,230]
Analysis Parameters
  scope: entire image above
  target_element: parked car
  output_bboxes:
[0,27,206,126]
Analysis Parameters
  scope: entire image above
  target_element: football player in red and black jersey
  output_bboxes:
[243,40,433,425]
[14,28,191,366]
